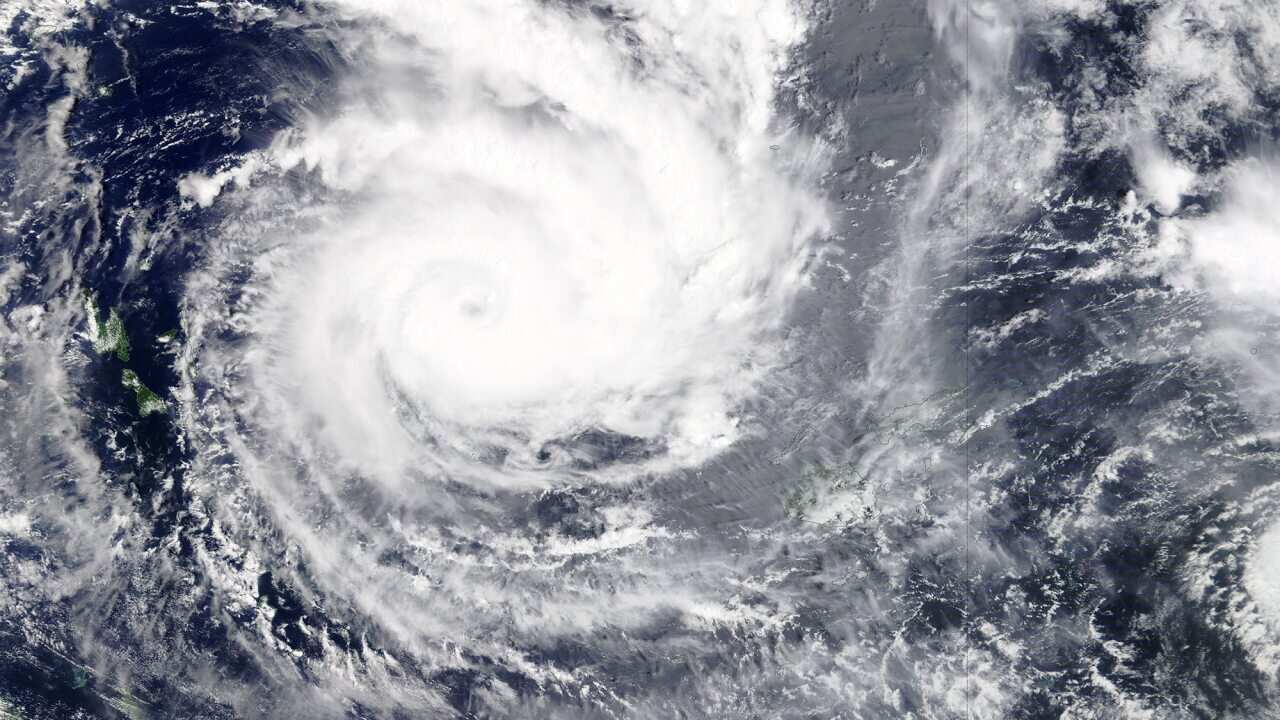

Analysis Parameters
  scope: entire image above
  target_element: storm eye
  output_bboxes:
[453,285,502,322]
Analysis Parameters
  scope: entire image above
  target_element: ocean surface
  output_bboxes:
[2,1,1280,718]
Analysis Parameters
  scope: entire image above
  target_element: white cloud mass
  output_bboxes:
[189,0,831,485]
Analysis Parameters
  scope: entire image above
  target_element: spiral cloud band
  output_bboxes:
[192,0,831,485]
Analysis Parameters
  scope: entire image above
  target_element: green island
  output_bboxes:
[85,293,167,416]
[83,293,131,362]
[121,369,166,416]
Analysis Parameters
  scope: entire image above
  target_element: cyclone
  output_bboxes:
[7,0,1280,718]
[183,0,830,485]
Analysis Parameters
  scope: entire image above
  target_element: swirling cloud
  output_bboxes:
[190,0,831,487]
